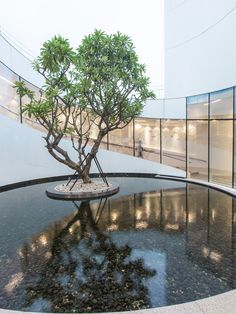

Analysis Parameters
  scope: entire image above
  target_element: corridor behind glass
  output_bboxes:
[1,61,236,187]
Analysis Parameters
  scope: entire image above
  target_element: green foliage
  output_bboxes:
[14,81,53,119]
[14,30,155,178]
[34,35,75,76]
[14,80,34,100]
[15,30,154,130]
[76,30,155,125]
[33,35,79,101]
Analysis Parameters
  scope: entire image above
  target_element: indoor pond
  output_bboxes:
[0,177,235,312]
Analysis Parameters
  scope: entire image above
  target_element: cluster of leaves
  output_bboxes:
[76,30,155,128]
[14,30,155,179]
[15,30,154,132]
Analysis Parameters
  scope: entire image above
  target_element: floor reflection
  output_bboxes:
[0,183,236,312]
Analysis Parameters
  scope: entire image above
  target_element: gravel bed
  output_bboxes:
[54,180,112,193]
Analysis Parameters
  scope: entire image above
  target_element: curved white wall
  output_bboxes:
[165,0,236,98]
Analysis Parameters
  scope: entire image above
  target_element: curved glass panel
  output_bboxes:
[134,118,160,162]
[210,88,233,119]
[0,62,19,120]
[187,93,208,119]
[162,120,186,171]
[109,122,134,156]
[187,120,208,180]
[210,120,233,186]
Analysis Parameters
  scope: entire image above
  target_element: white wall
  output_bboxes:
[165,0,236,98]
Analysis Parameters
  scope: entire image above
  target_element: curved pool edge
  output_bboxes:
[0,289,236,314]
[1,172,235,197]
[0,173,159,192]
[0,173,236,314]
[155,175,236,197]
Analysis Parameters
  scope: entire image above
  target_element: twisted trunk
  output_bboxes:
[80,171,92,184]
[80,130,105,184]
[45,130,105,184]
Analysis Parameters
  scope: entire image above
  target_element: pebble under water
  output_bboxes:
[0,177,235,312]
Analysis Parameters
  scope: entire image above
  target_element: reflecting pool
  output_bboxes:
[0,177,235,312]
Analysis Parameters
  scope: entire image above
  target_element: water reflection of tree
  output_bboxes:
[25,201,156,312]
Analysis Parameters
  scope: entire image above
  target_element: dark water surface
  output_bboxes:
[0,177,235,312]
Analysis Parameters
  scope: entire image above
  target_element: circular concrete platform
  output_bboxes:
[46,180,119,200]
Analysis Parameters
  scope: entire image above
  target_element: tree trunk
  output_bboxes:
[80,170,92,184]
[45,130,105,185]
[81,131,105,184]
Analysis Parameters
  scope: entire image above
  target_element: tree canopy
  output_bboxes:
[15,30,155,183]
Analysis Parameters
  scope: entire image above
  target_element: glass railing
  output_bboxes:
[1,59,236,188]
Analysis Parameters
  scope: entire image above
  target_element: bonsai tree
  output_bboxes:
[15,30,155,184]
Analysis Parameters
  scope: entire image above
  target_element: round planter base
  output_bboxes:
[46,180,119,200]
